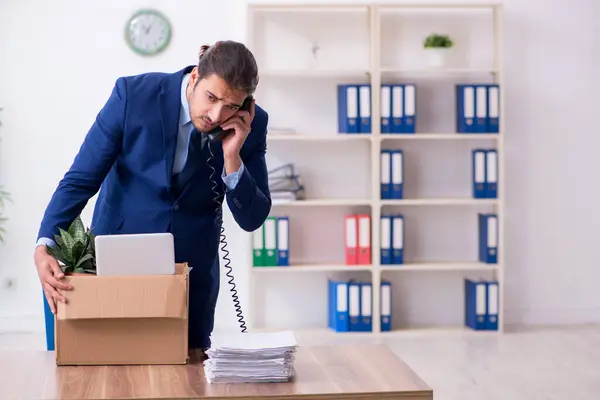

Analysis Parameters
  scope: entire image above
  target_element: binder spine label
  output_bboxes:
[380,150,391,199]
[381,85,391,133]
[403,84,416,133]
[358,84,371,134]
[392,215,404,265]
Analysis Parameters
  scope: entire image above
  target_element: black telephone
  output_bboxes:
[206,96,253,143]
[204,95,254,334]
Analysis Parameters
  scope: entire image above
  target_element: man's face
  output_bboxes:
[186,68,248,133]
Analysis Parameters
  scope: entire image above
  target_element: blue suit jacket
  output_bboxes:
[37,65,271,348]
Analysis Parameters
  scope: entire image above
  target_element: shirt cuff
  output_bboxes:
[36,237,56,249]
[222,161,245,191]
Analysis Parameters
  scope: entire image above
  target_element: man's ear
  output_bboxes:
[189,66,199,88]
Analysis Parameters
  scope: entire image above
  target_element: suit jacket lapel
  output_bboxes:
[159,65,195,186]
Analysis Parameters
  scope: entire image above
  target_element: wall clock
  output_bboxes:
[125,9,172,56]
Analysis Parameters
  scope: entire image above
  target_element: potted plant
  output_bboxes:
[46,215,96,276]
[423,33,454,67]
[0,185,10,243]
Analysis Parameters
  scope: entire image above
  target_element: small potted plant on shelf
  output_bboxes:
[423,33,454,67]
[46,215,96,276]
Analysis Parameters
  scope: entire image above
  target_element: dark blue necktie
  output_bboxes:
[171,130,206,198]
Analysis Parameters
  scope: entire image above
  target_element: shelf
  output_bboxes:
[249,5,370,13]
[267,133,500,141]
[380,67,498,75]
[259,67,498,77]
[253,263,497,272]
[249,326,497,338]
[249,328,376,339]
[272,199,372,207]
[380,133,500,140]
[247,2,505,336]
[253,264,373,272]
[378,3,501,10]
[268,133,373,141]
[379,326,500,336]
[261,69,371,79]
[381,262,498,272]
[381,198,497,206]
[259,67,499,78]
[259,68,499,79]
[271,198,497,207]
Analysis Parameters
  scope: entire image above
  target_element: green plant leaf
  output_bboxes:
[80,267,97,275]
[57,227,72,243]
[69,216,86,243]
[47,245,68,267]
[423,33,453,48]
[88,230,96,252]
[71,241,85,260]
[46,214,97,274]
[59,227,75,257]
[53,232,66,250]
[75,253,93,269]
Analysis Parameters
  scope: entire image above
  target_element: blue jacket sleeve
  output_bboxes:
[224,111,271,232]
[36,78,126,241]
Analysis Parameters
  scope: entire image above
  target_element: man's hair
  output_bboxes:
[195,40,259,95]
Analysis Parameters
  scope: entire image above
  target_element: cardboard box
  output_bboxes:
[55,263,190,366]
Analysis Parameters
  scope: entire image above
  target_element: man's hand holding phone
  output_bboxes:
[221,98,255,174]
[34,245,72,314]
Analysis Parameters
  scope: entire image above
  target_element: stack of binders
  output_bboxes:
[465,213,499,331]
[344,214,371,265]
[337,83,417,134]
[337,84,369,134]
[380,149,403,199]
[268,163,305,203]
[328,279,392,332]
[337,82,500,135]
[380,214,404,265]
[464,279,499,330]
[456,83,500,133]
[252,216,289,267]
[380,83,416,133]
[471,148,498,199]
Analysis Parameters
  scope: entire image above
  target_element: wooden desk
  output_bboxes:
[1,344,432,399]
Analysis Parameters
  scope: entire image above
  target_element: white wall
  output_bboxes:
[0,0,250,332]
[1,0,599,337]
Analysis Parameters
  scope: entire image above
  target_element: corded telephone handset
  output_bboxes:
[206,96,253,143]
[205,95,254,334]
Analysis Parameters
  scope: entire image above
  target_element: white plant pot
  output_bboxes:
[425,48,451,68]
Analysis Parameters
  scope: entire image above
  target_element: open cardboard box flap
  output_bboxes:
[57,263,190,320]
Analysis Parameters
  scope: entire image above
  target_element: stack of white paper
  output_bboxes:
[203,330,298,384]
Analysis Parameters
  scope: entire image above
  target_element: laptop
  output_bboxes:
[94,232,176,276]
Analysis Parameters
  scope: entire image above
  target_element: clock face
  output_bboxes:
[125,9,171,56]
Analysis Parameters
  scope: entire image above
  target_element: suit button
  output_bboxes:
[174,204,180,210]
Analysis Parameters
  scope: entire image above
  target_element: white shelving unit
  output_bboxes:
[245,2,504,335]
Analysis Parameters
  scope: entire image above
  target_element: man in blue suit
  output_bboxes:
[33,40,271,350]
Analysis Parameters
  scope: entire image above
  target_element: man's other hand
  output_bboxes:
[34,245,73,314]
